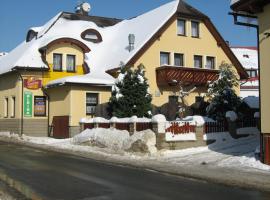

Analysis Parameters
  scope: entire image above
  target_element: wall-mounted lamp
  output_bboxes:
[264,32,270,38]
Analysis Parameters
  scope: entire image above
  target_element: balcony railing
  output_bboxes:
[156,65,220,87]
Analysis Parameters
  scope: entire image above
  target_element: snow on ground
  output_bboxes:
[0,128,269,173]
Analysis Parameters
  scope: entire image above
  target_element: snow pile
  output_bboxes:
[180,115,212,126]
[152,114,166,123]
[226,111,238,122]
[237,127,260,135]
[73,128,157,154]
[243,96,259,109]
[80,116,151,124]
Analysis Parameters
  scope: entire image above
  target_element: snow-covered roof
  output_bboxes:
[0,52,8,60]
[231,47,258,69]
[0,0,179,85]
[230,0,241,5]
[243,96,259,109]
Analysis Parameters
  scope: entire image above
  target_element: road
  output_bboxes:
[0,142,270,200]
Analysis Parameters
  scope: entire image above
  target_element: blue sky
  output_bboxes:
[0,0,257,52]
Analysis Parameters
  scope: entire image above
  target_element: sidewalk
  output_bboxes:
[0,132,270,192]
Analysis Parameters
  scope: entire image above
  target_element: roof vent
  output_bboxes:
[75,2,91,16]
[128,34,135,52]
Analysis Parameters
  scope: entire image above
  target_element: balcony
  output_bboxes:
[156,65,220,87]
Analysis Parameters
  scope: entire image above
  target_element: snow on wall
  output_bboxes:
[165,132,196,142]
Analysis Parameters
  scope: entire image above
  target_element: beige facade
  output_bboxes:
[258,4,270,134]
[133,16,240,107]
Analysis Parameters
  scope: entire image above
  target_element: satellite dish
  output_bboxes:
[82,2,91,13]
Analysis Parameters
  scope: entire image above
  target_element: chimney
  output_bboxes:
[128,34,135,52]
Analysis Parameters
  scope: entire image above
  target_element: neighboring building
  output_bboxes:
[231,0,270,165]
[231,47,259,98]
[0,0,247,138]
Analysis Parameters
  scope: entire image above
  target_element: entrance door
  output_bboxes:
[52,116,69,138]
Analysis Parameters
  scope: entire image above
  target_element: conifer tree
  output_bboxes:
[108,64,152,118]
[206,63,241,121]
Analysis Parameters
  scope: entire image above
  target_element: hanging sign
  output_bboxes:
[24,91,33,117]
[24,77,42,90]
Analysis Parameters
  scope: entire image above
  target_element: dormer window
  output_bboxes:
[26,30,38,42]
[81,29,102,43]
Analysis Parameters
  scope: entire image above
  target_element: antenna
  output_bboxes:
[75,1,91,15]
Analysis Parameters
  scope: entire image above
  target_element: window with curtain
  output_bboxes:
[174,53,184,66]
[66,55,76,72]
[206,56,215,69]
[191,21,199,38]
[53,53,62,71]
[86,93,99,115]
[160,52,170,66]
[194,55,203,68]
[177,19,186,35]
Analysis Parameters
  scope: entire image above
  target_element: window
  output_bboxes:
[191,21,200,38]
[4,98,8,118]
[11,97,15,118]
[86,93,99,115]
[34,96,46,117]
[206,56,215,69]
[66,55,76,72]
[53,53,62,71]
[194,55,203,68]
[247,70,257,78]
[160,52,170,66]
[81,29,102,43]
[177,19,186,36]
[174,53,184,66]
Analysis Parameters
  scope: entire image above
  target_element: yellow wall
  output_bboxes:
[133,17,240,107]
[258,4,270,133]
[69,86,111,126]
[0,73,21,119]
[47,86,71,125]
[43,43,86,85]
[47,85,111,126]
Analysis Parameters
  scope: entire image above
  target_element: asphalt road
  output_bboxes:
[0,142,270,200]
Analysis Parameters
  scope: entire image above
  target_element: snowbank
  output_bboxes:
[73,128,157,154]
[80,116,152,124]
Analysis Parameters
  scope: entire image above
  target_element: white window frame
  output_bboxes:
[205,56,216,69]
[4,97,8,118]
[10,96,15,118]
[85,92,100,116]
[191,20,200,38]
[177,19,186,36]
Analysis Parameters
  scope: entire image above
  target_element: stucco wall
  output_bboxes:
[133,17,240,107]
[258,4,270,133]
[0,73,21,119]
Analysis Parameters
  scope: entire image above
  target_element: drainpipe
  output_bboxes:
[42,87,50,137]
[13,70,24,136]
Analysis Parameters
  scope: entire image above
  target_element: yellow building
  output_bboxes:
[0,0,247,138]
[231,0,270,165]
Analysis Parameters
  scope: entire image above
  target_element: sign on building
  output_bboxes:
[24,77,42,90]
[34,96,46,116]
[165,121,196,141]
[24,91,33,117]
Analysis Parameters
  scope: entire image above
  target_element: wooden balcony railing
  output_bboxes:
[156,65,220,87]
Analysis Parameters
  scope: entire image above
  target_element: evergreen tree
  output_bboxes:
[108,64,152,118]
[206,63,241,121]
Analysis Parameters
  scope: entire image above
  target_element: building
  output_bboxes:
[0,0,247,138]
[231,47,259,98]
[231,0,270,165]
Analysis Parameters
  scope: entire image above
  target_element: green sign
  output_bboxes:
[24,91,33,117]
